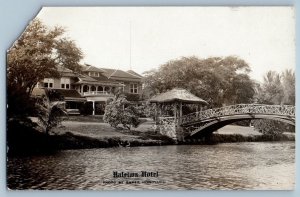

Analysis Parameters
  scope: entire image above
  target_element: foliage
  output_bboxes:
[143,56,255,107]
[7,19,83,119]
[103,94,141,130]
[253,69,295,136]
[55,38,83,73]
[36,89,67,134]
[124,93,141,101]
[251,119,292,136]
[140,102,156,119]
[254,69,295,105]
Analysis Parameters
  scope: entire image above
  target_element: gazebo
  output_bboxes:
[149,88,208,141]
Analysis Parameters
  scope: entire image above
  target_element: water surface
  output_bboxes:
[7,142,295,190]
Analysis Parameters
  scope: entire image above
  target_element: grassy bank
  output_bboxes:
[7,119,294,156]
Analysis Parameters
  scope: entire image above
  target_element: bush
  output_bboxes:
[251,119,294,136]
[36,89,67,134]
[103,95,141,129]
[124,93,141,101]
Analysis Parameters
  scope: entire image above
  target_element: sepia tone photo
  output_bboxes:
[7,7,295,190]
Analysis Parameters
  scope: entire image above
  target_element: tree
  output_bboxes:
[255,69,295,105]
[103,94,141,130]
[35,89,67,134]
[281,69,295,105]
[7,19,83,118]
[55,38,83,73]
[255,71,284,104]
[143,56,255,107]
[253,69,295,136]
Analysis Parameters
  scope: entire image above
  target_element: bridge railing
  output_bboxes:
[180,104,295,125]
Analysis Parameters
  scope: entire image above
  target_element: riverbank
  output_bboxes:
[7,118,295,155]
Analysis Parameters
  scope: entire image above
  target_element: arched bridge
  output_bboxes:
[180,104,295,138]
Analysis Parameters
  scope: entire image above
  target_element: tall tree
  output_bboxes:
[7,19,83,118]
[55,38,83,73]
[253,69,295,135]
[281,69,295,105]
[255,69,295,105]
[143,56,255,107]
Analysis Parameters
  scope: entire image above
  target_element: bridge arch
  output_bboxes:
[180,104,295,139]
[188,114,295,138]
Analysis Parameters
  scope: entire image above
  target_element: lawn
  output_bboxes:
[53,118,262,140]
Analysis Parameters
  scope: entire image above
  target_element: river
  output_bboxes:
[7,142,295,190]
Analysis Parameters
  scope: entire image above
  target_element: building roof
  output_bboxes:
[53,89,83,99]
[56,65,78,77]
[82,64,106,73]
[74,81,124,87]
[100,68,142,82]
[32,88,86,101]
[56,65,73,73]
[149,88,208,104]
[77,74,98,82]
[78,63,143,82]
[127,70,143,78]
[90,72,113,81]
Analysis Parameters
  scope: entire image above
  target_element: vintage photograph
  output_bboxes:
[7,7,295,190]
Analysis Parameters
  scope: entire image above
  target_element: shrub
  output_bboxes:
[251,119,294,136]
[103,95,141,130]
[36,89,67,134]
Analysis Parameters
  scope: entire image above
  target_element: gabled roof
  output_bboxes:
[90,72,113,81]
[127,70,143,78]
[56,65,73,73]
[149,88,208,104]
[77,74,98,82]
[78,63,143,82]
[82,64,106,73]
[100,68,142,81]
[56,65,78,77]
[75,73,124,86]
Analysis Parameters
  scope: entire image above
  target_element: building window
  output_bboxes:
[98,86,103,92]
[61,77,70,89]
[44,78,54,88]
[130,84,138,94]
[120,82,125,92]
[44,83,53,88]
[104,87,110,92]
[83,85,89,92]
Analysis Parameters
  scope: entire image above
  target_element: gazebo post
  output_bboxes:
[158,103,162,117]
[179,102,183,124]
[173,103,177,123]
[154,103,158,123]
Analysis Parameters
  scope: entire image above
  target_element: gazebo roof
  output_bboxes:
[149,88,208,105]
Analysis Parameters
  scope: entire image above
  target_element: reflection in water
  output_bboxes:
[7,142,295,190]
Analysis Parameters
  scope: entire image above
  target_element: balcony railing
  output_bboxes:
[83,91,112,96]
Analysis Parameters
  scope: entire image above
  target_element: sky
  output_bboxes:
[36,7,295,81]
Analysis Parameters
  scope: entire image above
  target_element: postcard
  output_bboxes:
[6,6,295,190]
